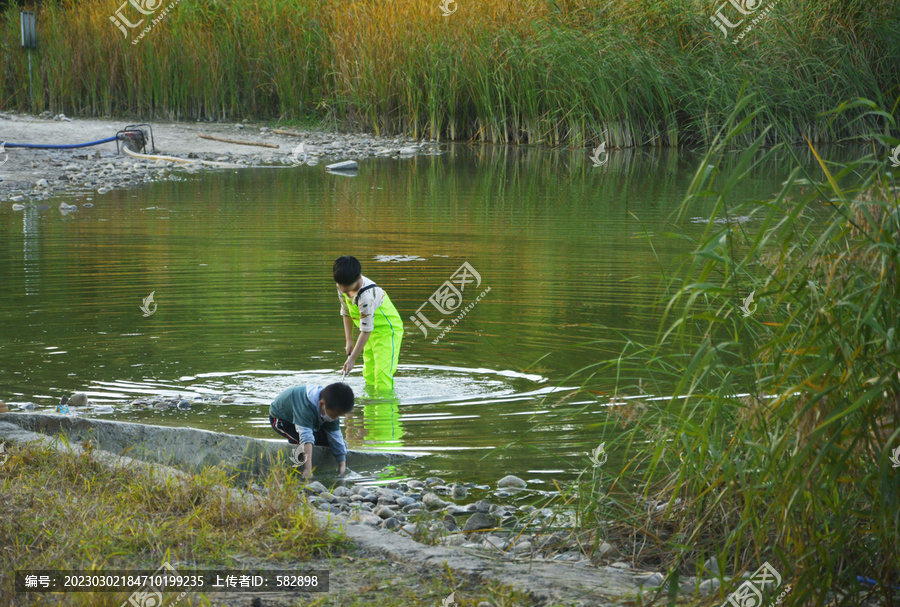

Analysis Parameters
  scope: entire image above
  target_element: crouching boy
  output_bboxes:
[269,383,354,479]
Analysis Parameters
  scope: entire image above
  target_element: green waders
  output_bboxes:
[342,291,404,394]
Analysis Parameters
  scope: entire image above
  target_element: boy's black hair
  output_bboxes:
[321,382,354,415]
[333,255,362,286]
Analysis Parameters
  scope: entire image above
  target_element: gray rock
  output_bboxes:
[177,400,191,410]
[401,503,421,513]
[444,505,470,516]
[451,483,468,499]
[422,492,447,510]
[462,512,499,532]
[498,475,527,488]
[375,506,396,519]
[10,195,25,202]
[596,541,616,558]
[376,497,396,506]
[698,579,721,595]
[425,476,444,486]
[332,486,351,498]
[400,523,417,536]
[82,203,94,208]
[636,572,665,587]
[36,178,48,188]
[68,393,89,407]
[474,499,492,512]
[352,511,382,526]
[385,481,400,490]
[395,496,416,507]
[440,534,467,546]
[304,481,328,494]
[319,492,335,503]
[407,480,425,489]
[704,556,719,575]
[382,517,400,530]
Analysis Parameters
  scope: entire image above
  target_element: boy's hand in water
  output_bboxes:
[342,357,356,376]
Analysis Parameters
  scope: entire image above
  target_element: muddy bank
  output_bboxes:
[0,111,438,206]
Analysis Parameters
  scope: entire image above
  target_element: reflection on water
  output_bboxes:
[0,144,860,484]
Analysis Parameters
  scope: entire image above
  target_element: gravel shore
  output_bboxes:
[0,110,438,207]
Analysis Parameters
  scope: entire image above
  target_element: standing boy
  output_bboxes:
[269,383,354,479]
[334,255,404,393]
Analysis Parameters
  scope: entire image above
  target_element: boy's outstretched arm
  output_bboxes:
[342,329,371,375]
[342,316,354,355]
[301,442,314,479]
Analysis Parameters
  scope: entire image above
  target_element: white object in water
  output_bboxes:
[92,405,115,414]
[325,160,358,172]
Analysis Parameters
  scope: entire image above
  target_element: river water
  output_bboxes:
[0,143,850,488]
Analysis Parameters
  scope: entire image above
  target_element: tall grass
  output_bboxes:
[554,96,899,604]
[0,0,897,145]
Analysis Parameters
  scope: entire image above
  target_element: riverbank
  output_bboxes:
[1,0,896,147]
[0,415,652,606]
[0,111,435,205]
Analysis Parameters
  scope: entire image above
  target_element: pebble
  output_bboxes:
[375,506,396,519]
[407,480,425,489]
[698,579,721,595]
[422,492,447,510]
[497,474,527,489]
[304,481,328,495]
[636,572,665,587]
[68,393,89,407]
[462,512,498,532]
[176,399,191,410]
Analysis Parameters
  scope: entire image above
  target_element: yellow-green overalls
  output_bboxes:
[339,277,404,394]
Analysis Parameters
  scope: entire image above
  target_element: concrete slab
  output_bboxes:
[0,412,419,479]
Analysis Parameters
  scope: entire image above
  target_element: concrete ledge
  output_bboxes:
[0,413,418,479]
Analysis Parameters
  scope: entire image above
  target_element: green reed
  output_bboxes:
[1,0,896,146]
[547,95,899,605]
